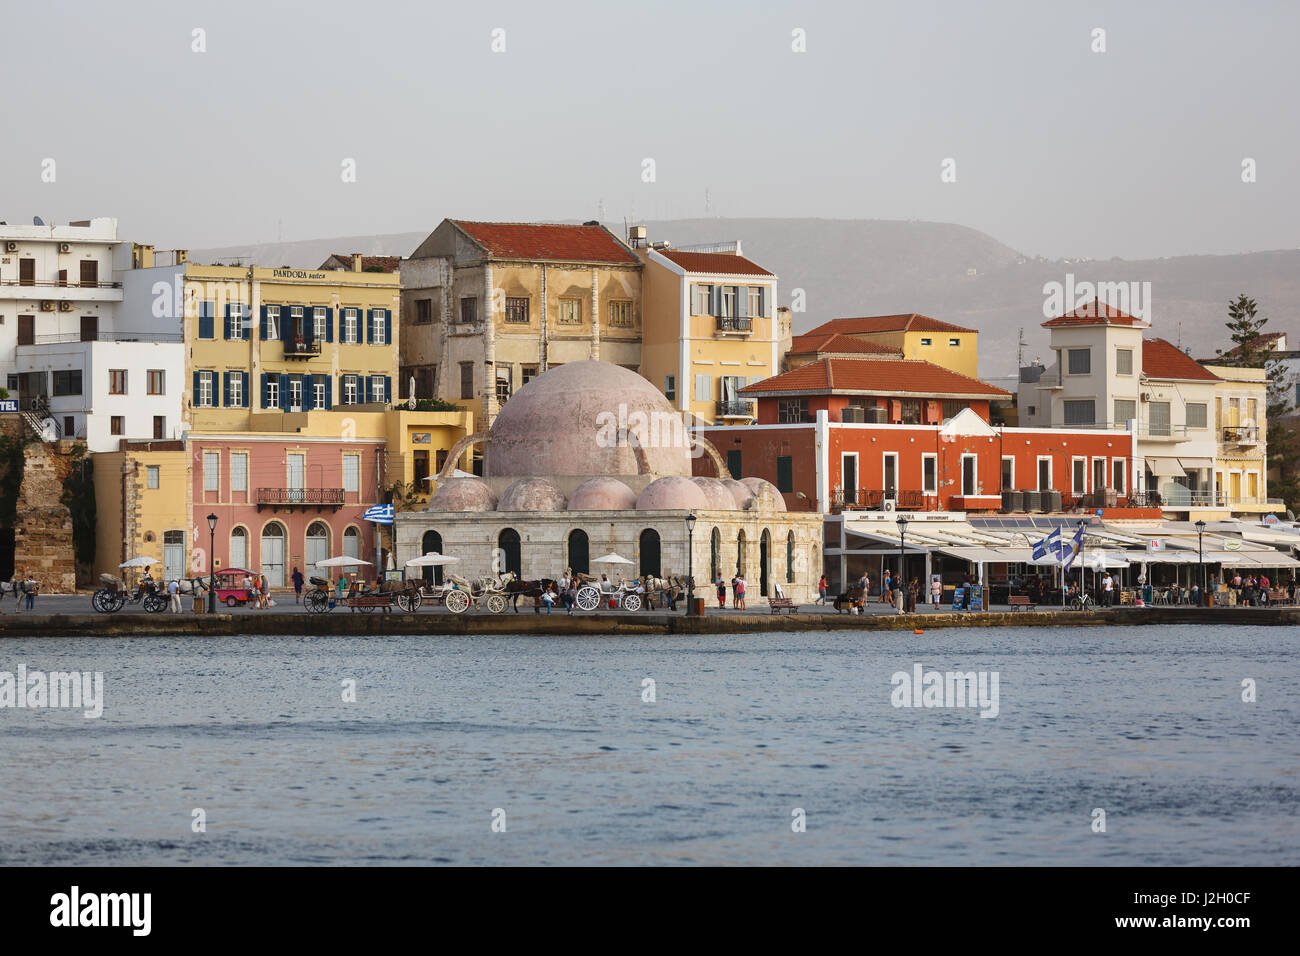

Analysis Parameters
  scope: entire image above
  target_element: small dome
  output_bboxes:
[720,477,755,509]
[568,477,637,511]
[741,476,787,512]
[692,476,738,510]
[426,476,498,512]
[499,477,567,512]
[636,475,711,511]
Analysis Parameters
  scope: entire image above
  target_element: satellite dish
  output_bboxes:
[32,216,44,226]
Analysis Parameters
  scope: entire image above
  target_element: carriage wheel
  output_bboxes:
[622,593,642,612]
[103,591,126,613]
[485,594,507,614]
[91,589,107,613]
[396,591,421,612]
[143,593,168,613]
[445,590,470,614]
[575,585,600,612]
[305,590,330,613]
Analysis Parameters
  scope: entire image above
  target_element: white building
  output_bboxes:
[1018,299,1253,519]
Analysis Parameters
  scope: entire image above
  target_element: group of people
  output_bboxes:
[10,570,39,610]
[715,574,747,610]
[138,568,185,612]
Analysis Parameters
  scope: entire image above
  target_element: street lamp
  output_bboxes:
[1077,518,1087,604]
[207,513,218,613]
[897,515,908,611]
[685,513,697,615]
[1195,519,1207,605]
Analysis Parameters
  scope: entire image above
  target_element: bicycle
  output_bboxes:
[1068,592,1093,611]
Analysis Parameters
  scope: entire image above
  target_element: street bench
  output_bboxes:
[344,594,392,613]
[768,597,799,614]
[1008,595,1036,611]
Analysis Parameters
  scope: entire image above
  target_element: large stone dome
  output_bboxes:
[692,476,738,510]
[720,477,755,509]
[568,477,637,511]
[486,361,691,479]
[741,476,787,512]
[426,476,498,512]
[498,477,567,512]
[636,475,711,511]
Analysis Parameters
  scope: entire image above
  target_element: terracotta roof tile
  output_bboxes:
[740,358,1011,398]
[657,249,773,276]
[1142,338,1221,382]
[787,333,902,356]
[450,220,638,264]
[324,253,402,273]
[805,313,976,336]
[1043,298,1146,328]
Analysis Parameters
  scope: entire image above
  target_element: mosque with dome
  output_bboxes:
[394,361,823,601]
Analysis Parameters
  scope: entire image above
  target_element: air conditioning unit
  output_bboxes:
[40,301,55,312]
[58,301,72,312]
[4,241,16,253]
[1139,391,1152,402]
[58,243,70,254]
[882,499,897,513]
[840,406,865,423]
[867,407,888,424]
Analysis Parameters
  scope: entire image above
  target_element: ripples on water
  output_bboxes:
[0,626,1295,865]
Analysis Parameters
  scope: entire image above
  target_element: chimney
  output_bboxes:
[352,253,362,272]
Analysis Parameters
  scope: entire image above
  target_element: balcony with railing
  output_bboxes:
[284,338,322,358]
[715,316,752,335]
[1222,425,1259,445]
[1138,423,1191,441]
[256,487,345,511]
[18,330,184,347]
[717,399,755,419]
[832,488,930,512]
[0,277,123,302]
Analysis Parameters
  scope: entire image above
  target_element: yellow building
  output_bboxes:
[1202,363,1271,512]
[799,314,979,379]
[636,237,783,425]
[93,439,191,580]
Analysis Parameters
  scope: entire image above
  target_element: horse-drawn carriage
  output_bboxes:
[436,573,515,614]
[92,573,168,613]
[303,575,423,613]
[511,573,687,612]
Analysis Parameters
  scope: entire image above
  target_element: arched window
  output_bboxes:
[639,528,661,577]
[229,527,247,571]
[343,526,360,559]
[497,528,521,577]
[787,531,796,583]
[261,522,286,586]
[306,521,329,573]
[568,529,590,575]
[421,530,444,584]
[759,529,771,597]
[736,530,747,578]
[710,527,721,582]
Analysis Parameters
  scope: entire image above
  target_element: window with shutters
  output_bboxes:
[110,369,127,394]
[313,378,325,409]
[203,451,220,491]
[230,305,244,339]
[147,465,160,489]
[148,370,165,395]
[505,297,529,324]
[692,285,712,315]
[231,452,248,492]
[265,306,280,340]
[313,307,326,341]
[1114,399,1136,425]
[265,376,279,410]
[372,309,388,344]
[1115,348,1133,375]
[558,298,582,325]
[342,308,358,344]
[1186,403,1208,429]
[1063,399,1095,425]
[198,371,214,407]
[1147,401,1171,436]
[229,374,243,408]
[693,374,712,403]
[608,300,632,327]
[343,455,360,493]
[1067,348,1091,374]
[719,287,735,318]
[748,288,762,317]
[460,363,474,400]
[342,375,358,405]
[371,376,386,404]
[198,301,215,339]
[289,376,303,411]
[459,297,477,324]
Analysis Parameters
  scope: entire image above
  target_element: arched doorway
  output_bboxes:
[787,531,796,583]
[497,528,521,577]
[710,527,720,582]
[305,521,329,575]
[421,530,443,584]
[639,528,661,577]
[163,530,185,581]
[568,529,590,575]
[343,526,360,559]
[736,530,747,579]
[261,522,286,586]
[229,526,247,571]
[760,529,771,596]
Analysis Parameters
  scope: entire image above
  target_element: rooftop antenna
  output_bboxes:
[1017,327,1027,368]
[704,188,711,219]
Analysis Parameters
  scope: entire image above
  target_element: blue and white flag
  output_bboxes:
[362,504,394,525]
[1062,525,1085,571]
[1032,527,1062,561]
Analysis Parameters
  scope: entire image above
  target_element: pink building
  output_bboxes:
[190,434,386,586]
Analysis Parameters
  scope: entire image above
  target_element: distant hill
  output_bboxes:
[193,218,1300,381]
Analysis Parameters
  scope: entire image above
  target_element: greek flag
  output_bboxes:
[362,504,394,525]
[1062,525,1085,571]
[1032,527,1062,561]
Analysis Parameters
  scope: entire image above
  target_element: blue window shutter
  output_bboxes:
[198,304,214,340]
[384,310,392,345]
[281,312,291,343]
[260,305,268,340]
[365,309,373,345]
[279,374,290,406]
[325,307,333,343]
[241,372,250,407]
[223,304,232,340]
[324,375,333,409]
[384,375,391,405]
[193,371,201,406]
[362,376,371,404]
[261,373,269,408]
[222,371,230,406]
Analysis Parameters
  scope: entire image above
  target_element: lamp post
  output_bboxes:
[206,513,218,613]
[897,515,908,612]
[1195,519,1207,606]
[1077,518,1087,605]
[685,513,697,615]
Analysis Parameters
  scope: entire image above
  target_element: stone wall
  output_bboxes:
[12,442,76,593]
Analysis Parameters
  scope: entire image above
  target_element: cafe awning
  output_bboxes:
[933,546,1011,564]
[1146,458,1185,477]
[1177,457,1214,471]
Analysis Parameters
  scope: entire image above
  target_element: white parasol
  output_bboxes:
[315,555,375,568]
[119,556,160,568]
[404,552,460,567]
[592,552,634,565]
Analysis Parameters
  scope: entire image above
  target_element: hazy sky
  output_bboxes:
[3,0,1297,260]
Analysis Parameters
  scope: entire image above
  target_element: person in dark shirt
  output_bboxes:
[291,567,305,603]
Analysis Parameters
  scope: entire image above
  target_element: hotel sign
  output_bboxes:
[0,400,16,413]
[270,269,327,280]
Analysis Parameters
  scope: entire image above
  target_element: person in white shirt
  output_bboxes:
[168,578,182,613]
[1102,572,1114,606]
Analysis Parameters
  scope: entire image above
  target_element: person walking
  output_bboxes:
[168,578,182,613]
[816,574,828,606]
[291,567,304,604]
[930,576,942,607]
[259,572,270,609]
[881,570,892,606]
[1102,572,1114,607]
[23,574,38,611]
